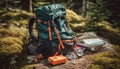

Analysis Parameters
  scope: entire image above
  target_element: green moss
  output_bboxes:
[17,20,28,25]
[0,10,32,68]
[20,65,34,69]
[89,51,120,69]
[0,37,23,55]
[0,37,23,45]
[90,64,103,69]
[0,28,27,38]
[0,10,33,23]
[0,9,120,69]
[66,9,84,22]
[95,27,120,45]
[0,22,28,36]
[113,45,120,53]
[0,10,29,56]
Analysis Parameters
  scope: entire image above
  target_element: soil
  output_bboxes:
[26,46,114,69]
[33,55,93,69]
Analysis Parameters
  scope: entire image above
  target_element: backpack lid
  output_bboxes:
[36,4,66,20]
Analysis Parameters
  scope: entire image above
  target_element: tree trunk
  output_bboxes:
[5,0,8,10]
[21,0,29,11]
[29,0,33,13]
[21,0,33,13]
[50,0,55,3]
[82,0,87,18]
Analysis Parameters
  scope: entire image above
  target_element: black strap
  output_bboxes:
[28,17,36,39]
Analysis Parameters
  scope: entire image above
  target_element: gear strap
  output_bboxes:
[51,20,65,56]
[48,21,52,40]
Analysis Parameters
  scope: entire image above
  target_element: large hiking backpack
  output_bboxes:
[27,4,76,58]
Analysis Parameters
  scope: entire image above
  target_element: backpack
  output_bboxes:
[27,4,76,58]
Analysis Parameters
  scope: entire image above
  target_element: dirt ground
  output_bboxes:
[33,55,92,69]
[25,46,114,69]
[26,41,114,69]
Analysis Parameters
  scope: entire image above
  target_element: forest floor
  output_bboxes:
[30,55,92,69]
[0,9,120,69]
[21,46,115,69]
[20,53,93,69]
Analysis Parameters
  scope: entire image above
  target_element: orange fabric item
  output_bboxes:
[54,51,59,56]
[51,20,64,49]
[53,26,64,49]
[48,26,52,40]
[37,19,41,22]
[53,44,61,56]
[73,37,77,48]
[35,54,44,62]
[48,55,67,65]
[48,21,52,40]
[51,20,65,56]
[62,39,74,42]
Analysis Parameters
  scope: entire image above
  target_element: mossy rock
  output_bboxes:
[0,26,28,38]
[90,64,104,69]
[89,51,120,69]
[0,10,33,23]
[66,9,84,22]
[0,36,23,56]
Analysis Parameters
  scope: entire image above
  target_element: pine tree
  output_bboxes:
[85,0,111,31]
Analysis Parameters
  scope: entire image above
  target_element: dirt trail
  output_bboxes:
[33,55,92,69]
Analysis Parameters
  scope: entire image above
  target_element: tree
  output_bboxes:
[5,0,8,9]
[82,0,87,18]
[21,0,33,13]
[84,0,111,31]
[51,0,55,3]
[29,0,33,13]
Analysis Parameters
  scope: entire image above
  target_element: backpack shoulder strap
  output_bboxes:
[48,21,52,40]
[28,16,36,39]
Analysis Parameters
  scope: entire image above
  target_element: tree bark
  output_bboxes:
[21,0,33,13]
[5,0,8,10]
[50,0,55,3]
[82,0,87,18]
[29,0,33,13]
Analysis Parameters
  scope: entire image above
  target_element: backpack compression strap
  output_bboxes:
[48,21,52,40]
[51,20,65,55]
